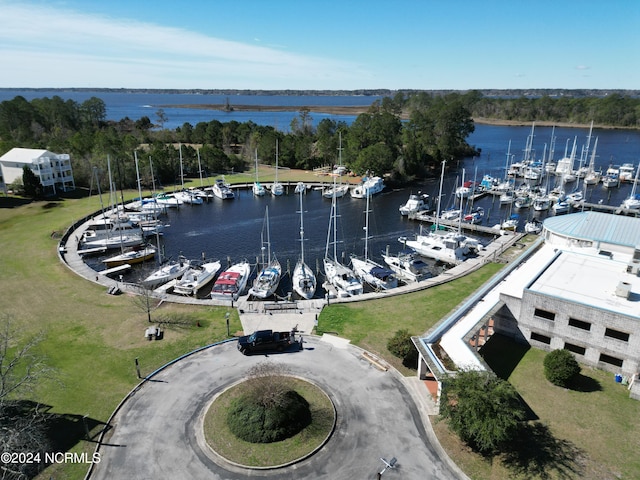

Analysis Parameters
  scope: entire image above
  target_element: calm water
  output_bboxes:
[10,90,635,295]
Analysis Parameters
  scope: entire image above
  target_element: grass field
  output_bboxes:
[1,188,639,480]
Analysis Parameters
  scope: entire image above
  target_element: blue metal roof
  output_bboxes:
[543,212,640,248]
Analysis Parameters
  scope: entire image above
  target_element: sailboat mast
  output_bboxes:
[134,151,142,201]
[363,191,370,260]
[299,191,305,265]
[197,148,204,187]
[458,168,465,234]
[266,206,271,264]
[179,143,184,190]
[435,160,446,231]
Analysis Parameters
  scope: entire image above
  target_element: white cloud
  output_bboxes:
[0,2,369,88]
[575,65,591,70]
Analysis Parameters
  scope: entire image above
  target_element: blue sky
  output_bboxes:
[1,0,638,90]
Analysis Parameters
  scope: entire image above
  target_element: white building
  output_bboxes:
[0,148,75,195]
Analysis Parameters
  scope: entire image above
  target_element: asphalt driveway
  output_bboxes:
[90,336,465,479]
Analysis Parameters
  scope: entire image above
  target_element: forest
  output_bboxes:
[0,90,637,193]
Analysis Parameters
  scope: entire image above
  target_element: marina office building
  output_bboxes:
[416,211,640,401]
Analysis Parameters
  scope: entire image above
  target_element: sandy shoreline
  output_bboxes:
[166,104,638,130]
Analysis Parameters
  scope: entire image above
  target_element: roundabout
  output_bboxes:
[89,336,466,479]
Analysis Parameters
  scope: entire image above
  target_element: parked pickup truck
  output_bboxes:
[237,329,300,355]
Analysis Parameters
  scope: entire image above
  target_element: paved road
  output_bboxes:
[90,336,465,479]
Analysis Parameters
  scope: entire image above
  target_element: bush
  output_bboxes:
[544,349,581,387]
[226,389,311,443]
[387,329,418,367]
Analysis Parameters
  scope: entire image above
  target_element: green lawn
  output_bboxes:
[1,191,638,480]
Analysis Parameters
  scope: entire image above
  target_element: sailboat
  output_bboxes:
[620,162,640,210]
[173,144,203,205]
[141,255,191,289]
[270,140,284,196]
[350,193,398,290]
[323,133,350,198]
[323,177,363,297]
[583,138,601,185]
[102,243,156,268]
[292,191,317,299]
[248,206,282,298]
[252,149,266,196]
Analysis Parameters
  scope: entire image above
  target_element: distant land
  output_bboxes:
[1,87,639,98]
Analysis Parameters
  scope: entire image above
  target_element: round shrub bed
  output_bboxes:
[204,377,335,467]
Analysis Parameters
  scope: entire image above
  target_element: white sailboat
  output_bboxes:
[292,191,317,299]
[248,206,282,298]
[323,133,350,198]
[271,140,284,196]
[621,162,640,210]
[583,138,601,185]
[323,178,363,297]
[350,193,398,290]
[252,149,266,196]
[173,144,203,205]
[141,255,191,289]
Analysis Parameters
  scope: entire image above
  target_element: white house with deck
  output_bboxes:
[0,148,75,195]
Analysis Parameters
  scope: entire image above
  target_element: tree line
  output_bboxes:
[0,91,637,195]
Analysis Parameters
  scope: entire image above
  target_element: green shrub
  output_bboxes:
[543,349,580,387]
[227,390,311,443]
[387,329,418,367]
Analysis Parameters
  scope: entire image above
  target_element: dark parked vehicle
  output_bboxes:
[237,329,301,355]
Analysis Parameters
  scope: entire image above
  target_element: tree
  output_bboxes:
[543,349,580,387]
[22,165,42,198]
[155,108,168,129]
[440,369,526,454]
[0,317,55,479]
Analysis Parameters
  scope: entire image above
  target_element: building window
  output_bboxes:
[599,353,623,367]
[568,318,591,331]
[531,332,551,344]
[605,328,630,342]
[564,342,586,355]
[534,308,555,321]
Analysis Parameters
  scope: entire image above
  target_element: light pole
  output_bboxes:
[225,312,230,337]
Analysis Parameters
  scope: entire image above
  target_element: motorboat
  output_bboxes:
[322,183,349,198]
[381,250,432,283]
[292,192,316,299]
[399,193,429,216]
[514,194,533,209]
[294,181,307,194]
[154,193,182,208]
[248,206,281,299]
[619,163,635,183]
[210,261,251,301]
[140,256,190,289]
[533,195,551,211]
[173,260,221,296]
[455,180,477,198]
[552,199,570,214]
[173,190,204,205]
[524,219,543,234]
[492,214,520,232]
[463,206,484,224]
[350,175,384,199]
[350,193,398,291]
[211,177,235,199]
[602,175,619,188]
[499,190,514,205]
[400,228,480,266]
[102,244,156,268]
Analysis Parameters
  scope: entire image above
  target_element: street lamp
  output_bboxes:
[225,312,230,337]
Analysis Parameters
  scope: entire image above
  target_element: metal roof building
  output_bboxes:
[0,148,75,194]
[543,211,640,253]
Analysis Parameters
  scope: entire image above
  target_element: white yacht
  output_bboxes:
[399,193,429,216]
[381,250,432,283]
[350,175,384,199]
[211,177,235,199]
[210,261,251,301]
[173,260,222,296]
[141,256,190,289]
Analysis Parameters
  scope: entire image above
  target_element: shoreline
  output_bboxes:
[165,104,638,130]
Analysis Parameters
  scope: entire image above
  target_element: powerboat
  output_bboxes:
[524,219,543,234]
[381,250,432,283]
[211,177,235,199]
[173,260,221,296]
[399,193,429,216]
[350,175,384,199]
[210,261,251,301]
